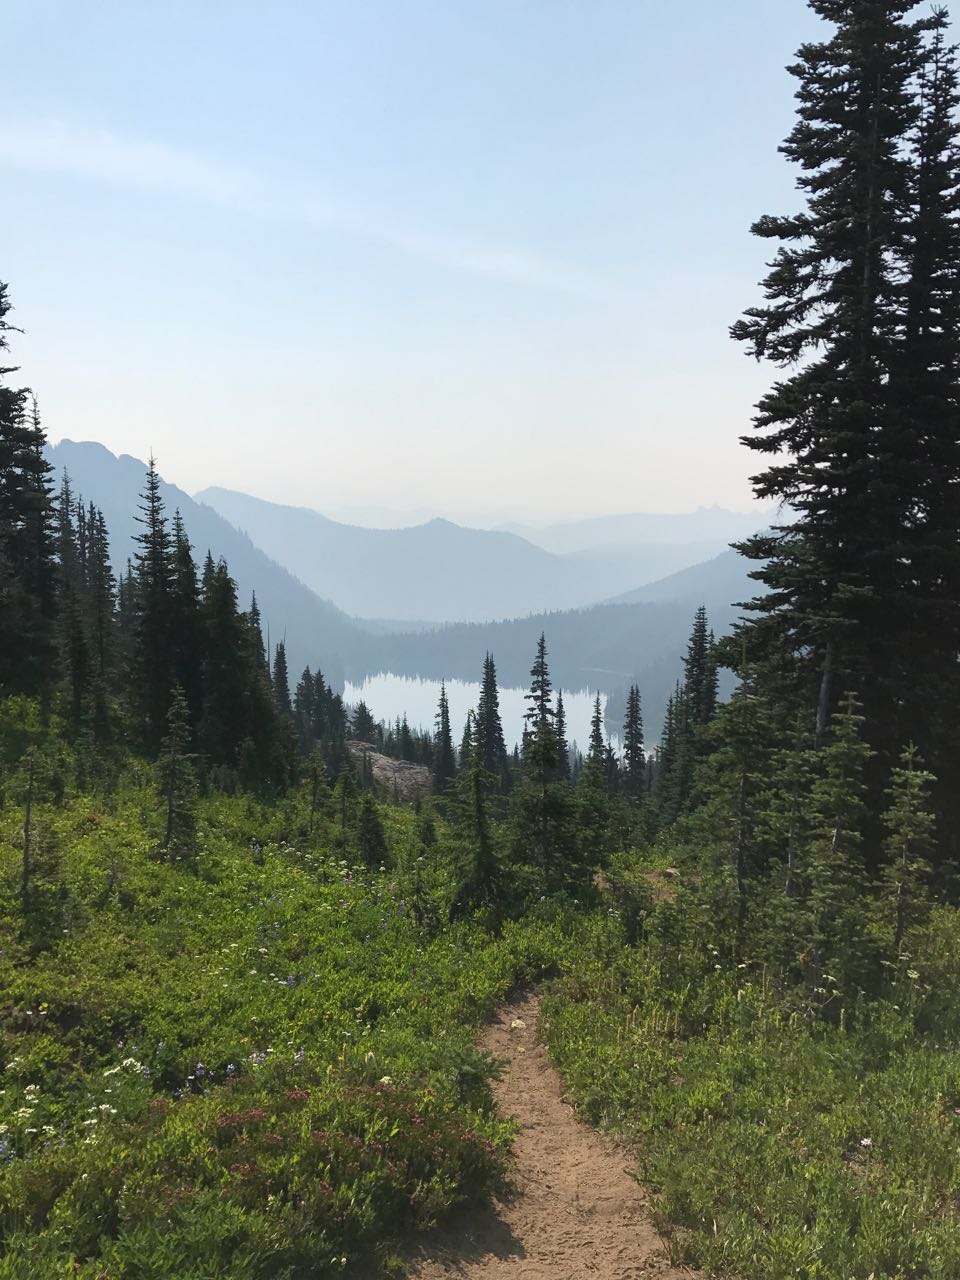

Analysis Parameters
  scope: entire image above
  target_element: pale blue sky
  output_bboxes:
[2,0,824,522]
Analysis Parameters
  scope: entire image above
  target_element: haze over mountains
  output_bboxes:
[46,439,759,733]
[502,507,769,555]
[196,486,758,623]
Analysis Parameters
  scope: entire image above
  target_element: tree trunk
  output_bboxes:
[815,640,835,746]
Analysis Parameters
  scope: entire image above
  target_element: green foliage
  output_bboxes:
[157,685,198,860]
[0,769,571,1277]
[880,744,937,953]
[544,901,960,1280]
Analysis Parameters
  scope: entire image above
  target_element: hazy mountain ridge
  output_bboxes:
[197,485,755,623]
[502,505,770,555]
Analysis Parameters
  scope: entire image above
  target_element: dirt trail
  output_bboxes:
[408,992,696,1280]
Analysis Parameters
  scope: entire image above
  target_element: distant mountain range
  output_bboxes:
[45,440,365,689]
[196,486,759,624]
[46,440,760,735]
[502,506,770,555]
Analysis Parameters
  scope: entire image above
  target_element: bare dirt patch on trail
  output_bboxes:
[408,992,697,1280]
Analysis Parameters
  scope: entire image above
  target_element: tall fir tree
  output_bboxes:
[880,744,936,953]
[351,700,377,743]
[0,298,56,697]
[805,692,874,997]
[459,709,476,768]
[476,652,509,788]
[683,605,718,735]
[729,2,937,748]
[433,681,457,792]
[511,634,580,892]
[198,558,249,769]
[622,683,645,806]
[554,689,571,782]
[158,684,198,859]
[891,11,960,849]
[578,693,610,855]
[272,640,292,714]
[356,793,388,866]
[168,512,203,729]
[132,458,174,747]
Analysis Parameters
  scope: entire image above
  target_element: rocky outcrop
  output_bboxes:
[346,741,432,801]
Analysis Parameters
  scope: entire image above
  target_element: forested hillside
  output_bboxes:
[3,2,960,1279]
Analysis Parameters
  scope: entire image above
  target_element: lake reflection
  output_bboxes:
[343,672,606,754]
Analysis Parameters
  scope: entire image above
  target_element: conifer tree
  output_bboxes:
[622,684,645,806]
[133,458,174,747]
[168,512,202,727]
[86,505,115,684]
[577,693,611,856]
[399,714,416,763]
[693,672,779,959]
[334,765,357,829]
[0,297,57,697]
[433,681,457,792]
[294,666,316,752]
[805,692,874,998]
[587,693,604,765]
[459,709,476,768]
[554,689,571,781]
[684,606,718,735]
[62,588,91,736]
[115,559,137,675]
[511,634,580,891]
[351,700,376,743]
[654,683,693,826]
[248,593,268,674]
[158,685,197,858]
[56,472,78,593]
[892,12,960,847]
[198,559,248,768]
[272,640,292,714]
[450,757,501,915]
[525,633,554,731]
[729,2,946,762]
[476,653,509,787]
[356,792,388,866]
[881,744,936,953]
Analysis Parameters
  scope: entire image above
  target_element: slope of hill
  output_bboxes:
[196,487,745,622]
[45,440,366,689]
[608,545,757,607]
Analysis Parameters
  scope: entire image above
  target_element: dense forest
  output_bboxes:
[3,2,960,1277]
